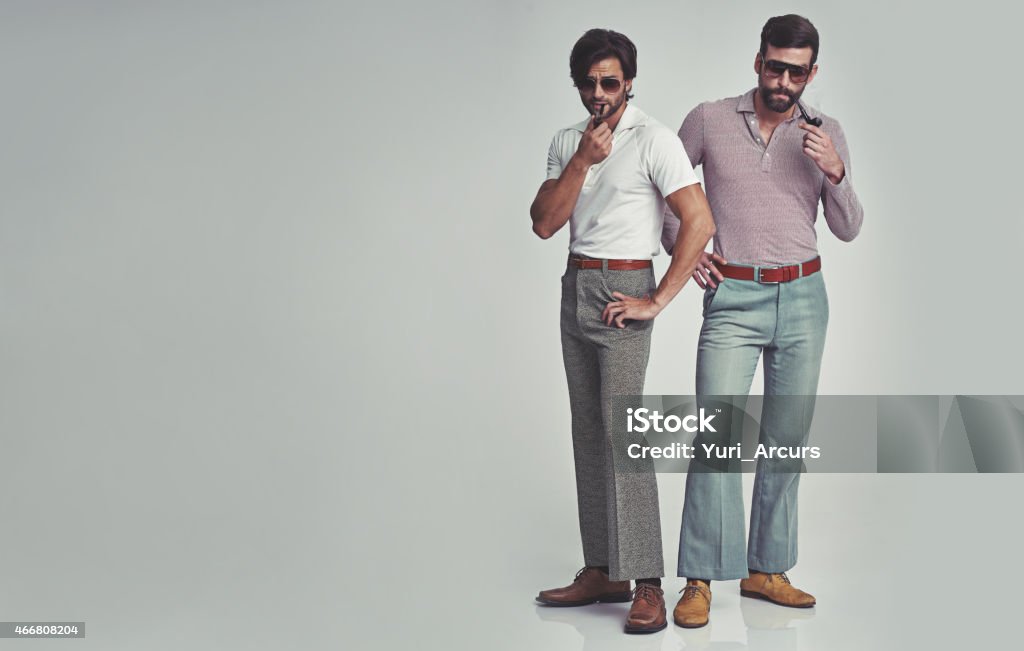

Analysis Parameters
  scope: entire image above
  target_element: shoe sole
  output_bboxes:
[624,620,668,634]
[535,592,633,607]
[740,589,816,608]
[673,617,709,629]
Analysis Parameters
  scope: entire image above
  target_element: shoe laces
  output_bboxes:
[574,566,605,582]
[680,582,706,601]
[777,572,791,585]
[632,584,661,605]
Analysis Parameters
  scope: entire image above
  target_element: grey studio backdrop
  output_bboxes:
[1,1,1022,650]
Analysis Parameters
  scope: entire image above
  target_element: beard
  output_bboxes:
[758,82,805,113]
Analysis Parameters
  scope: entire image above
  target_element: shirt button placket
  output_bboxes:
[761,125,772,171]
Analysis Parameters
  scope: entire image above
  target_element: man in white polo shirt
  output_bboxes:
[530,28,716,634]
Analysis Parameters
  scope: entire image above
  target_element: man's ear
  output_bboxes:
[754,52,762,74]
[806,64,819,85]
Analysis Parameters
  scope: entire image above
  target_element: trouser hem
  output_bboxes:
[611,562,666,583]
[676,566,749,581]
[746,556,797,574]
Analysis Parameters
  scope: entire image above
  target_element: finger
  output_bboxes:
[803,146,821,160]
[699,267,718,289]
[605,303,628,325]
[697,265,716,286]
[696,266,711,285]
[704,268,720,288]
[693,270,707,289]
[615,313,627,329]
[806,136,832,152]
[710,264,724,282]
[585,116,596,132]
[602,302,620,322]
[710,253,728,265]
[803,137,827,153]
[805,131,829,144]
[798,122,825,137]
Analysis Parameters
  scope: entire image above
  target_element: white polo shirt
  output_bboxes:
[546,104,699,259]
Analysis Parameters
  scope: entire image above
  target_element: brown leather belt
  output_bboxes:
[718,257,821,283]
[570,257,653,270]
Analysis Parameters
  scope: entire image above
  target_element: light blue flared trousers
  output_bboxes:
[678,268,828,580]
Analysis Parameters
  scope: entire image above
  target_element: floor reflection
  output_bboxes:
[534,591,816,651]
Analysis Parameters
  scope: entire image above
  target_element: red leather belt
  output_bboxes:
[570,257,653,270]
[718,257,821,283]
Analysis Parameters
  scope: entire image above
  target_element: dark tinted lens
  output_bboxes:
[599,78,622,92]
[576,78,597,91]
[787,65,809,82]
[764,60,809,82]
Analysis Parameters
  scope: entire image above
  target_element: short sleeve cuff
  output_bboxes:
[659,177,700,199]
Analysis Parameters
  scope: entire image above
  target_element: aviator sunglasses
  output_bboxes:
[761,59,811,83]
[575,77,623,93]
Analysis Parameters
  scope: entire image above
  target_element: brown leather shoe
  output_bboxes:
[673,579,711,628]
[625,584,667,634]
[740,571,815,608]
[536,567,632,606]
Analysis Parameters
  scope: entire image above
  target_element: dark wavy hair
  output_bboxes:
[569,29,637,99]
[759,14,820,65]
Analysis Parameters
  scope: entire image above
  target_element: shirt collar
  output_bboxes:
[736,88,757,114]
[569,103,647,132]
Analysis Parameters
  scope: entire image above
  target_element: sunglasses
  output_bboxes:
[761,59,811,83]
[575,77,623,93]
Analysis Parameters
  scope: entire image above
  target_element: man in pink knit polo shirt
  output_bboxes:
[662,14,864,629]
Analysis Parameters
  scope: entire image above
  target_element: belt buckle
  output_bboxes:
[756,266,781,284]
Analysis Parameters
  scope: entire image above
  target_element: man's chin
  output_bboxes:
[759,89,795,113]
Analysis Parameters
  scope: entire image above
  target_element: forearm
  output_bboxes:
[660,209,680,255]
[530,155,589,239]
[820,124,863,242]
[651,198,715,310]
[822,176,864,242]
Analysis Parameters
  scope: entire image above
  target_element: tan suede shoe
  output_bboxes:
[740,571,815,608]
[625,584,668,634]
[673,579,711,628]
[536,567,632,606]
